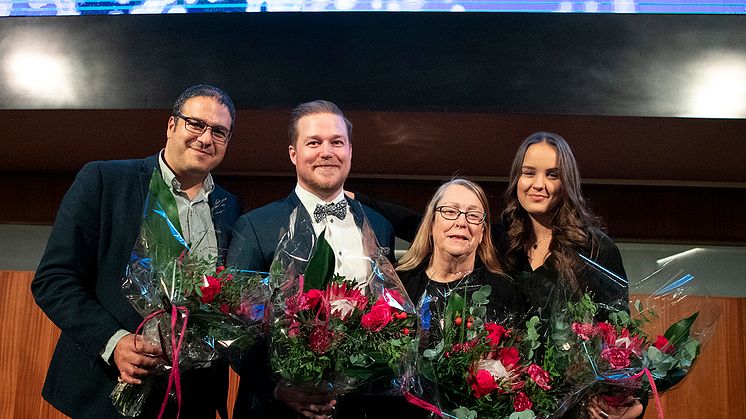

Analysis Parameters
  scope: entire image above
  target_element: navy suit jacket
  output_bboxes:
[226,191,395,419]
[31,154,242,419]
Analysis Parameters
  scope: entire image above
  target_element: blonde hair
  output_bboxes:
[397,178,503,274]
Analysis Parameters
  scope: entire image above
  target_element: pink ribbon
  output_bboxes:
[603,367,664,419]
[134,304,190,419]
[403,391,445,418]
[632,368,664,419]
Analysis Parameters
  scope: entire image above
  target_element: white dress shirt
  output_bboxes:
[294,184,370,286]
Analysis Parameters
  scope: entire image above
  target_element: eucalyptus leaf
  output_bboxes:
[452,407,477,419]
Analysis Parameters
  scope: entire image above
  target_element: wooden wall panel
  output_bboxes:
[637,296,746,418]
[3,272,744,418]
[0,271,65,419]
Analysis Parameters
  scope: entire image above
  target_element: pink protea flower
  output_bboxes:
[325,282,367,320]
[308,323,335,354]
[526,364,552,390]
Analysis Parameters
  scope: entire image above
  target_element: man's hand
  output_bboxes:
[113,333,163,384]
[275,380,337,419]
[588,395,643,419]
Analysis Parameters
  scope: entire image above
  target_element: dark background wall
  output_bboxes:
[1,13,744,244]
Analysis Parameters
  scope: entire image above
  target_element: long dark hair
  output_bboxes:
[501,132,601,290]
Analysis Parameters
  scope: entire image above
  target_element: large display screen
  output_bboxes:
[2,0,744,15]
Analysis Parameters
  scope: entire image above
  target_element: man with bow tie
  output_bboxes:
[228,100,395,419]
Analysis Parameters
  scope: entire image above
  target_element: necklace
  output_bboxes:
[427,266,473,288]
[532,232,552,250]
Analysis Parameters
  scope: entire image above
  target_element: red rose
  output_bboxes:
[601,346,631,369]
[471,369,498,398]
[485,323,508,348]
[499,346,520,368]
[305,289,324,311]
[596,322,616,345]
[219,303,230,314]
[215,266,226,274]
[513,391,533,412]
[653,335,675,354]
[527,364,552,390]
[571,322,595,340]
[361,297,393,332]
[199,275,222,304]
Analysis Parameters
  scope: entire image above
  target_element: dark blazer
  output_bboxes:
[227,190,395,419]
[31,154,242,419]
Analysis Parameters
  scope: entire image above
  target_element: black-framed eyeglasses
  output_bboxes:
[435,206,486,225]
[174,112,232,144]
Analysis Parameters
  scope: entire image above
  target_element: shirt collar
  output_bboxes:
[158,150,214,196]
[294,184,345,219]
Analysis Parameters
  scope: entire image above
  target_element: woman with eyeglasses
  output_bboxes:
[396,178,525,337]
[352,132,642,419]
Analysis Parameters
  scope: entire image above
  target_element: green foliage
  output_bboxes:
[303,230,335,292]
[567,293,597,320]
[509,411,536,419]
[140,170,185,268]
[664,312,699,348]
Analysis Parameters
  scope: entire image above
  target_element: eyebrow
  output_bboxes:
[522,165,559,171]
[440,202,483,211]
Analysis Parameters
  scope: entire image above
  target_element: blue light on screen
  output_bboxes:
[0,0,744,15]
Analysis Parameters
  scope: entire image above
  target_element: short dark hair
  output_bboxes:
[288,100,352,146]
[172,84,236,130]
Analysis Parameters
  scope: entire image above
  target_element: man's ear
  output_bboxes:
[288,145,297,165]
[166,116,176,140]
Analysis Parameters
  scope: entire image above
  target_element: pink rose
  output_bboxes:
[572,322,595,340]
[485,323,508,348]
[513,391,533,412]
[199,275,222,304]
[499,346,520,368]
[526,364,552,390]
[360,297,393,332]
[653,335,675,354]
[471,369,499,398]
[601,346,632,369]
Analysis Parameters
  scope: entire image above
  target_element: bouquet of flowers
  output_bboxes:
[110,170,266,417]
[267,206,417,398]
[545,256,721,418]
[406,280,560,419]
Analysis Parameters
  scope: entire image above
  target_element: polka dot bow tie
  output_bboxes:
[313,200,348,223]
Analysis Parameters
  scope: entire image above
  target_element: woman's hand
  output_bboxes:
[588,395,644,419]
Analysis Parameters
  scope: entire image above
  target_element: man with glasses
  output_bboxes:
[228,100,397,419]
[32,84,241,419]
